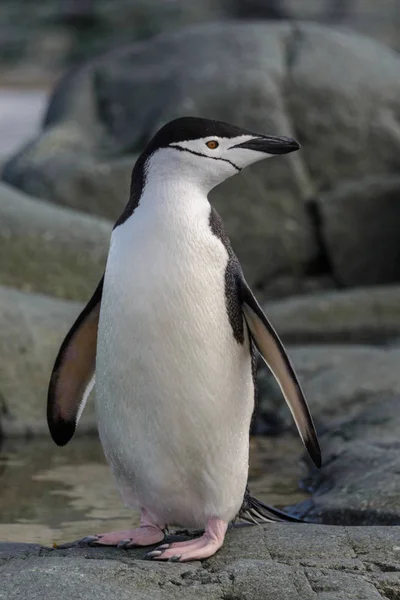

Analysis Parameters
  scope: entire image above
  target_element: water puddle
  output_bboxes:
[0,434,309,545]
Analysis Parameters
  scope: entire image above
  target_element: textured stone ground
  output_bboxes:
[1,524,400,600]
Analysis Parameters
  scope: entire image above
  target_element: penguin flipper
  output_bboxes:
[239,278,321,468]
[47,277,103,446]
[238,489,303,523]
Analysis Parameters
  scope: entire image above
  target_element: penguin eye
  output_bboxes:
[206,140,219,150]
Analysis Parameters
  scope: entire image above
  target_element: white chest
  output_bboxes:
[95,187,254,526]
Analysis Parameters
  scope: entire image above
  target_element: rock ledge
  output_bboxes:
[1,524,399,599]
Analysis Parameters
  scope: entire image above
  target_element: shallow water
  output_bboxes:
[0,434,309,546]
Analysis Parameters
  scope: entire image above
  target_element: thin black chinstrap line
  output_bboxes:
[172,145,241,172]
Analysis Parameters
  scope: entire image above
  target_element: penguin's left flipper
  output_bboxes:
[239,275,321,468]
[47,276,104,446]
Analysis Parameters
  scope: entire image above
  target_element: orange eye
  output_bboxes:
[206,140,219,150]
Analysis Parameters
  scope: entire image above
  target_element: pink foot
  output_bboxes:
[146,517,227,562]
[82,509,165,548]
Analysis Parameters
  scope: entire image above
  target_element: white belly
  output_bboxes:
[96,205,254,528]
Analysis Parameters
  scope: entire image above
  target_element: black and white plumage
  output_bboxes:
[47,117,320,561]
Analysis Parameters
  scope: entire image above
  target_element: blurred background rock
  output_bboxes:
[2,0,400,86]
[1,0,400,542]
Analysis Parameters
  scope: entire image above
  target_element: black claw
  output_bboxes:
[80,535,100,545]
[117,539,132,549]
[156,543,169,550]
[145,549,165,559]
[168,555,182,562]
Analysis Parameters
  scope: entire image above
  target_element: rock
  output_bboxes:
[257,342,400,432]
[235,0,400,51]
[0,0,227,83]
[285,22,400,190]
[260,274,335,301]
[290,345,400,425]
[0,182,111,301]
[3,1,400,85]
[264,286,400,344]
[6,22,400,286]
[257,343,400,524]
[2,120,134,222]
[258,343,400,429]
[0,286,94,438]
[315,176,400,286]
[297,395,400,526]
[4,20,335,287]
[1,525,400,599]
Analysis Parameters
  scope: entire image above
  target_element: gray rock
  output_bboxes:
[6,22,400,286]
[0,0,227,83]
[257,342,400,429]
[2,121,134,222]
[236,0,400,51]
[3,21,327,287]
[0,182,110,301]
[261,274,335,301]
[290,345,400,423]
[0,286,94,438]
[286,22,400,189]
[297,395,400,526]
[259,343,400,428]
[264,286,400,344]
[315,176,400,286]
[257,343,400,524]
[1,525,399,600]
[3,0,400,86]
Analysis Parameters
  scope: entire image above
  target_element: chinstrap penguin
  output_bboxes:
[47,117,321,562]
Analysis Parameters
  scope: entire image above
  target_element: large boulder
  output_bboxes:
[234,0,400,50]
[2,20,340,287]
[259,342,400,430]
[258,344,400,524]
[264,285,400,344]
[298,395,400,525]
[289,345,400,427]
[2,0,400,84]
[5,22,400,287]
[0,286,94,437]
[0,182,110,301]
[1,525,400,600]
[0,0,227,82]
[315,176,400,286]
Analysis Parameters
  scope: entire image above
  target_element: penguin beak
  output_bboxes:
[231,135,300,155]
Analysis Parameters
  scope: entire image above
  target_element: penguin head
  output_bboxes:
[141,117,300,192]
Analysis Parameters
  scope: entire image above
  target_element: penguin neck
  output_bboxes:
[138,157,211,223]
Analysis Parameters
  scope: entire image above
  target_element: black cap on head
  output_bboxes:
[148,117,261,150]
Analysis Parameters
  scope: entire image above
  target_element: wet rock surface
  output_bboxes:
[1,525,400,600]
[299,395,400,526]
[257,344,400,525]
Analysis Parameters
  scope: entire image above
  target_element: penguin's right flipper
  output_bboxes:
[239,276,321,468]
[47,276,104,446]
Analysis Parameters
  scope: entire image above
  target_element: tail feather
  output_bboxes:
[238,493,303,524]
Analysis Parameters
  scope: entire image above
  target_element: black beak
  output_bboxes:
[231,135,300,155]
